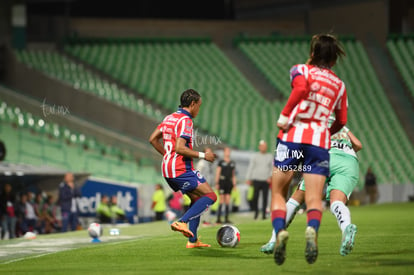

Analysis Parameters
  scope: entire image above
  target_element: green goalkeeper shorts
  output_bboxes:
[298,152,359,200]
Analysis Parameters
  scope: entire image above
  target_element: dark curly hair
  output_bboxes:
[179,89,201,108]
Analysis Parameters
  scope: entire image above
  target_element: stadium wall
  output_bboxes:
[68,18,305,46]
[308,0,388,43]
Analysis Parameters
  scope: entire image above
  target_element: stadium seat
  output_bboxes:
[386,38,414,98]
[237,37,414,184]
[14,49,164,122]
[0,99,154,183]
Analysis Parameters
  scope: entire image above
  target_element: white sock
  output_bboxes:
[286,198,300,226]
[330,201,351,233]
[268,198,300,243]
[269,229,276,243]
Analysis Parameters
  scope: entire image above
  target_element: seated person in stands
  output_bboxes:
[43,194,62,233]
[110,195,127,223]
[96,195,112,223]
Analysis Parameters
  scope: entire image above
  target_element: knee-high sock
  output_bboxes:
[268,198,300,243]
[180,193,217,223]
[307,209,322,232]
[188,216,201,243]
[330,201,351,233]
[271,210,286,238]
[286,198,300,227]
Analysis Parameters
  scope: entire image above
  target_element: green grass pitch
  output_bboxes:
[1,203,414,274]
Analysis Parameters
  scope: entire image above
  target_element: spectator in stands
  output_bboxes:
[182,194,191,212]
[43,194,61,233]
[58,173,81,232]
[96,195,112,223]
[33,192,45,234]
[20,192,39,234]
[0,183,17,239]
[16,193,27,237]
[151,184,166,221]
[246,140,273,220]
[365,167,378,204]
[110,195,126,223]
[167,191,184,219]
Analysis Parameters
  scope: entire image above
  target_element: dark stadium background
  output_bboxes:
[0,0,413,225]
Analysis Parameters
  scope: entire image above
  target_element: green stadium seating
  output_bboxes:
[63,40,273,150]
[237,38,414,184]
[14,50,164,121]
[386,38,414,98]
[0,99,163,184]
[12,37,414,184]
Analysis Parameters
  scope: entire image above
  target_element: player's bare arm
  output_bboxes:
[175,137,216,162]
[347,130,363,152]
[149,128,165,156]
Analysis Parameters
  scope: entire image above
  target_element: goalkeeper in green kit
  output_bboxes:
[262,116,362,256]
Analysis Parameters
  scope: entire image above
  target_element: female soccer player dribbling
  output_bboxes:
[271,34,348,265]
[149,89,217,248]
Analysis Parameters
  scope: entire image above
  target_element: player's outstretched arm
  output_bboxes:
[347,130,363,152]
[149,128,165,156]
[175,137,216,162]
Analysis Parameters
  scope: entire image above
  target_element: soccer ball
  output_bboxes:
[88,223,103,238]
[216,225,240,248]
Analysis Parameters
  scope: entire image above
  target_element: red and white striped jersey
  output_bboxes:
[157,108,194,178]
[278,64,348,149]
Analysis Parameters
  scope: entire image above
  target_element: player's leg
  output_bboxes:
[180,182,216,223]
[252,180,260,219]
[169,172,216,240]
[330,189,357,255]
[328,154,359,255]
[217,191,224,223]
[302,144,330,264]
[182,190,211,248]
[261,187,304,254]
[261,181,269,219]
[270,167,294,264]
[303,173,325,264]
[224,190,232,223]
[286,184,305,227]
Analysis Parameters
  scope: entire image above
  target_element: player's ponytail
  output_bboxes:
[308,34,345,68]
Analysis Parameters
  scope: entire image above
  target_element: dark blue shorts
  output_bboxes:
[165,170,206,194]
[273,139,330,176]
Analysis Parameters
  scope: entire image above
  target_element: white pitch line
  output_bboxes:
[1,252,54,265]
[0,236,144,265]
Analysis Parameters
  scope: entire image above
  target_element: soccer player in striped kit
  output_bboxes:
[262,117,362,257]
[271,34,348,265]
[149,89,217,248]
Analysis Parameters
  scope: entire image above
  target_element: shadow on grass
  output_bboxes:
[187,247,267,260]
[358,249,414,267]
